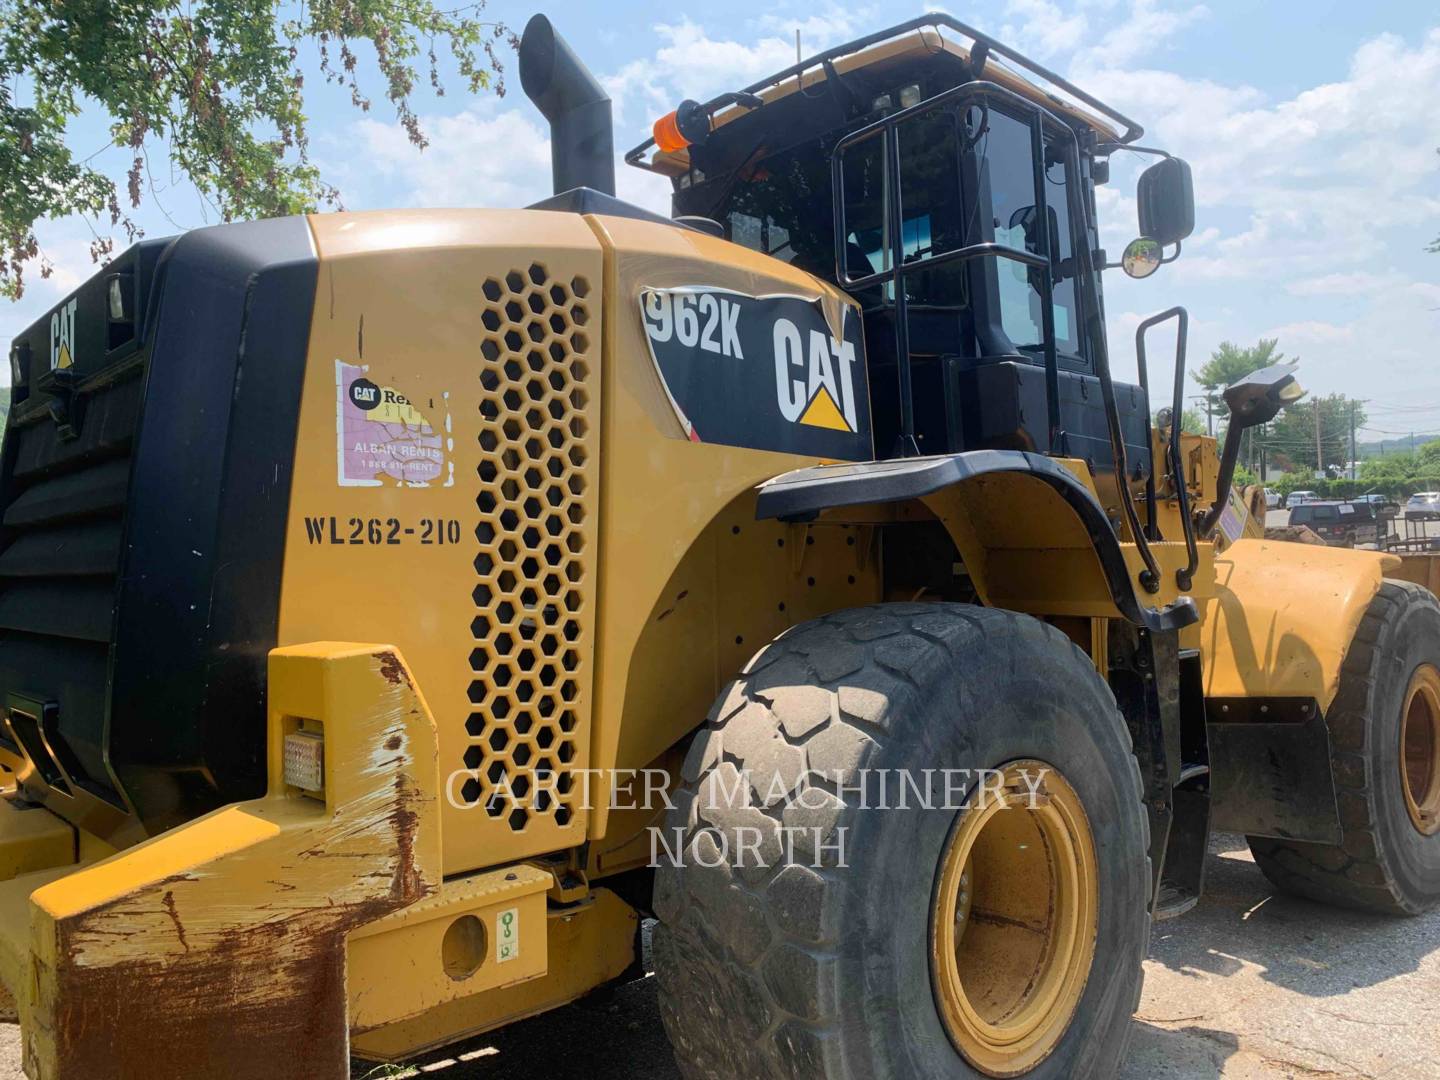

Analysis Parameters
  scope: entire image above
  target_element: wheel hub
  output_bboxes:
[1401,664,1440,837]
[930,760,1099,1077]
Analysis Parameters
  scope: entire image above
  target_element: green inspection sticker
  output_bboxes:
[497,907,520,963]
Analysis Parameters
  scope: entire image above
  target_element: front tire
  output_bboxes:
[654,604,1151,1079]
[1249,581,1440,914]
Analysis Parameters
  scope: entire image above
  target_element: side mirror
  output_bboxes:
[1121,237,1163,279]
[1222,363,1306,429]
[1137,157,1195,246]
[1201,364,1305,535]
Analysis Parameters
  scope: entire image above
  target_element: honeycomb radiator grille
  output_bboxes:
[467,264,595,838]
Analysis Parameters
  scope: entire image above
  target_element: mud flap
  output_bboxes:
[1206,697,1342,844]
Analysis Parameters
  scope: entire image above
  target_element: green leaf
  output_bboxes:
[0,0,516,298]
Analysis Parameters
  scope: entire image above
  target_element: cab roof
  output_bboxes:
[626,13,1143,177]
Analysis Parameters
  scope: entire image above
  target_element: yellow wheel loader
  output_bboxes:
[0,12,1436,1079]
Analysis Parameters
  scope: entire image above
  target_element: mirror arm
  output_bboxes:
[1199,423,1243,536]
[1095,142,1173,161]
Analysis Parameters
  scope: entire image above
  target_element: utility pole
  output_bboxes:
[1191,394,1215,437]
[1342,400,1353,480]
[1315,401,1323,477]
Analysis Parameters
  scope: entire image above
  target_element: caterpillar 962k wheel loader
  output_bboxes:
[1,12,1436,1080]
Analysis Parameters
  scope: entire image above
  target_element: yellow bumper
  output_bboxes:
[0,642,639,1078]
[0,643,442,1080]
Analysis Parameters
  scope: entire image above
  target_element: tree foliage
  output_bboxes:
[1258,394,1368,473]
[1358,440,1440,490]
[0,0,515,297]
[1192,338,1288,421]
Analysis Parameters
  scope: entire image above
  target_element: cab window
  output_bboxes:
[981,109,1082,359]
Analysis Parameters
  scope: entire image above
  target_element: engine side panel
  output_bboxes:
[282,209,603,875]
[583,212,868,843]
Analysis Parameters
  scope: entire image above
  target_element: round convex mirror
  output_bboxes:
[1122,237,1163,279]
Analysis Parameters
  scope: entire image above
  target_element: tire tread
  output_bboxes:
[655,604,1151,1079]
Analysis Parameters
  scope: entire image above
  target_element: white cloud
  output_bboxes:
[1407,281,1440,308]
[605,21,795,127]
[1093,1,1209,67]
[752,6,877,48]
[605,8,877,127]
[1261,319,1356,345]
[348,107,553,210]
[1079,24,1440,378]
[1286,271,1405,297]
[1001,0,1090,59]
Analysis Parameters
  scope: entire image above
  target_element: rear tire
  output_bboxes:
[653,604,1151,1079]
[1249,581,1440,914]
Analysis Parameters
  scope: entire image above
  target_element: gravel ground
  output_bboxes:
[5,834,1434,1080]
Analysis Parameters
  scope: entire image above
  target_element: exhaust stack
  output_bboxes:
[519,14,616,197]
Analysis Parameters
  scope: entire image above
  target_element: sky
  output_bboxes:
[4,0,1439,445]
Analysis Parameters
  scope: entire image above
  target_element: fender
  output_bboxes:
[754,449,1199,633]
[1200,539,1400,844]
[1202,538,1400,712]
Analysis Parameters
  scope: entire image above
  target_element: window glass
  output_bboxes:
[720,145,833,274]
[1312,506,1338,521]
[725,210,794,263]
[897,107,963,261]
[1042,129,1079,348]
[840,131,889,279]
[976,109,1082,356]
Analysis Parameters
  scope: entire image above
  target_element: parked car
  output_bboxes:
[1407,492,1440,521]
[1264,488,1281,509]
[1286,490,1318,507]
[1356,493,1400,518]
[1289,501,1379,547]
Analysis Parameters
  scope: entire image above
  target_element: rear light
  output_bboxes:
[283,729,325,793]
[8,342,26,388]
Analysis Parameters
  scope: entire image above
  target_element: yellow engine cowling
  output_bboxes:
[280,208,864,873]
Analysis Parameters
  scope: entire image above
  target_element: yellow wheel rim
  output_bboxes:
[931,761,1099,1077]
[1401,664,1440,836]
